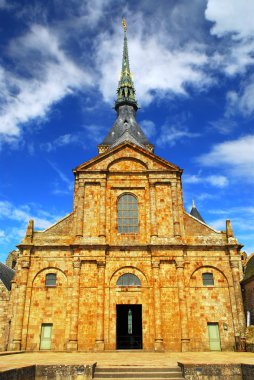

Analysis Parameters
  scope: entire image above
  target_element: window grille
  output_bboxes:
[202,272,214,286]
[118,193,138,233]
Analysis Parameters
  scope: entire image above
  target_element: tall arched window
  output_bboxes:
[118,193,138,233]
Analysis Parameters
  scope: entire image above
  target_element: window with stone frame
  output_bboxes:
[117,273,141,287]
[45,273,56,287]
[202,272,214,286]
[117,193,138,233]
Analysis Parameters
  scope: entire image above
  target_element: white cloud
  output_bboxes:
[139,120,156,139]
[41,134,81,152]
[0,200,60,229]
[205,1,254,78]
[156,124,200,147]
[205,0,254,39]
[82,123,108,143]
[184,173,229,188]
[0,25,92,140]
[0,0,9,9]
[226,77,254,117]
[197,135,254,181]
[96,18,210,106]
[47,161,73,195]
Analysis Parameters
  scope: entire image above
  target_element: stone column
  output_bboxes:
[230,260,246,333]
[171,182,181,237]
[75,181,85,237]
[150,183,158,237]
[10,254,30,351]
[152,261,164,351]
[99,181,106,238]
[95,261,106,351]
[175,260,190,351]
[67,259,81,351]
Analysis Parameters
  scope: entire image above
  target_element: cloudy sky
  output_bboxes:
[0,0,254,261]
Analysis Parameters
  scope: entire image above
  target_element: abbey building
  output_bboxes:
[2,23,246,352]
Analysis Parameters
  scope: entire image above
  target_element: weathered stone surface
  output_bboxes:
[0,141,246,353]
[179,363,242,380]
[0,281,10,352]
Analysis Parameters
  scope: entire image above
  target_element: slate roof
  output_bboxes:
[0,262,15,291]
[102,105,151,150]
[190,201,205,223]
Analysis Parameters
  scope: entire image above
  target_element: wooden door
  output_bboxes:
[40,323,52,350]
[207,322,221,351]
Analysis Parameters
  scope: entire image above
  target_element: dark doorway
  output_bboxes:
[116,304,142,349]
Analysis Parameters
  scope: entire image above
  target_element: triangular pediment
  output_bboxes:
[73,141,182,173]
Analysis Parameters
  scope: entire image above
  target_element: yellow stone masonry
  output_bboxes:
[3,142,245,353]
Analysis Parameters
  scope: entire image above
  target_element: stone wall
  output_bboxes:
[243,278,254,325]
[0,281,10,351]
[6,143,245,352]
[246,326,254,352]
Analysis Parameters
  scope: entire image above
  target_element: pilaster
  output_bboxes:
[75,180,85,237]
[95,261,106,351]
[152,261,164,351]
[175,259,190,352]
[171,182,181,237]
[230,259,246,334]
[99,181,106,238]
[149,183,158,238]
[67,259,81,351]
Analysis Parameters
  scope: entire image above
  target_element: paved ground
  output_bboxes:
[0,351,254,372]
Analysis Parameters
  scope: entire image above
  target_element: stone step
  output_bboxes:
[94,367,184,379]
[95,367,182,372]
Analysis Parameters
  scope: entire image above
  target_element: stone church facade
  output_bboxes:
[5,23,246,353]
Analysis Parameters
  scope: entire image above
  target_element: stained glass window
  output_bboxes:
[118,193,138,233]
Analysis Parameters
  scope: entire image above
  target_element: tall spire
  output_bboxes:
[115,18,138,111]
[98,19,153,154]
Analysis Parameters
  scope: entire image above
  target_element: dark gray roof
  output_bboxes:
[190,202,205,223]
[101,105,151,150]
[0,262,15,291]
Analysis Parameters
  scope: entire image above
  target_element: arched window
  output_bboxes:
[117,273,141,287]
[202,272,214,286]
[118,193,138,233]
[45,273,56,287]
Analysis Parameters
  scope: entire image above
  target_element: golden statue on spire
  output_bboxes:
[122,17,127,31]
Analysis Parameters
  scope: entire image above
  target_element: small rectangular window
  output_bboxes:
[45,273,56,287]
[202,273,214,286]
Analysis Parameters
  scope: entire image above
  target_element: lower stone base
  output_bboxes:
[154,339,164,352]
[10,340,21,351]
[94,340,105,351]
[66,340,78,351]
[181,338,190,352]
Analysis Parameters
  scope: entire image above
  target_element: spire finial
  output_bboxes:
[115,18,138,111]
[192,199,196,208]
[122,17,127,31]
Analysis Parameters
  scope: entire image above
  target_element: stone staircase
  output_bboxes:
[93,366,184,379]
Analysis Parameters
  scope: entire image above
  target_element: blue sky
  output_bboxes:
[0,0,254,261]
